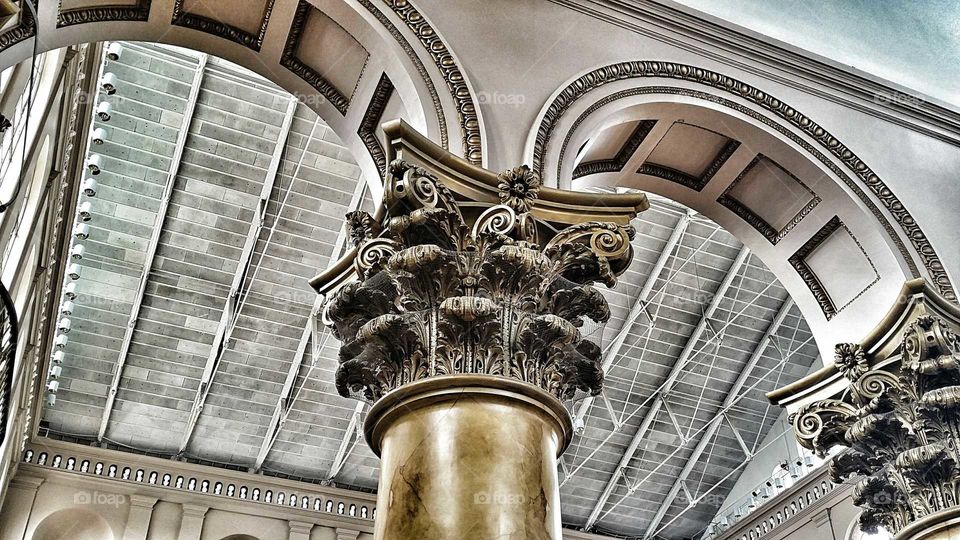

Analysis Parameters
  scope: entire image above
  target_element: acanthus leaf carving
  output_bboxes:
[792,313,960,535]
[326,158,638,402]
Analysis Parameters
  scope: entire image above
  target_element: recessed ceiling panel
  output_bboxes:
[59,0,152,27]
[281,1,368,115]
[789,216,879,319]
[573,119,656,179]
[719,155,820,244]
[638,122,739,191]
[173,0,275,50]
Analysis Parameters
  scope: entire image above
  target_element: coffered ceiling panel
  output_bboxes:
[173,0,276,50]
[281,1,368,115]
[790,217,879,320]
[638,122,740,191]
[719,155,820,245]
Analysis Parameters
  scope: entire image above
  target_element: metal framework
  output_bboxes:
[97,53,208,441]
[641,297,795,538]
[253,164,369,473]
[573,210,694,429]
[583,246,750,530]
[177,96,299,454]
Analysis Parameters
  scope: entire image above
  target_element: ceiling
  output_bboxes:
[41,42,820,539]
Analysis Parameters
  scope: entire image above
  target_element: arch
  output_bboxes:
[220,536,259,540]
[527,61,956,359]
[0,0,486,196]
[31,507,113,540]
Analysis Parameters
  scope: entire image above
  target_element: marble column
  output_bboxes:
[122,494,158,540]
[177,503,209,540]
[366,376,570,539]
[320,153,642,540]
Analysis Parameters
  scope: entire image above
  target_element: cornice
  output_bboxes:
[548,0,960,147]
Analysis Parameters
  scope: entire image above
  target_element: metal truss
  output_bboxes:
[641,297,795,538]
[177,97,299,454]
[97,53,209,441]
[583,246,751,530]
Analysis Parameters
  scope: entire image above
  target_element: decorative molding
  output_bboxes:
[280,1,355,116]
[378,0,482,165]
[718,154,821,245]
[171,0,276,51]
[354,0,447,151]
[791,313,960,537]
[0,0,36,54]
[20,438,378,523]
[709,466,849,540]
[572,119,656,179]
[357,72,394,174]
[534,63,953,301]
[57,0,151,27]
[637,135,740,192]
[788,216,879,320]
[547,0,960,148]
[327,159,636,402]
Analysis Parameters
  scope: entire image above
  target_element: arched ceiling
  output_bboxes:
[41,41,821,540]
[0,0,487,198]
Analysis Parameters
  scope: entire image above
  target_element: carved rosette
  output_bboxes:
[792,316,960,535]
[325,159,635,403]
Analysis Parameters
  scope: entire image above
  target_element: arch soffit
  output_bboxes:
[526,61,955,310]
[0,0,485,192]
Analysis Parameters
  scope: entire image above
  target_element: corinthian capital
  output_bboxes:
[787,280,960,536]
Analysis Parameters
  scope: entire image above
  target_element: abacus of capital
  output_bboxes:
[783,279,960,540]
[312,120,647,539]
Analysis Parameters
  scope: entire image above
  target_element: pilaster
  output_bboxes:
[122,494,159,540]
[177,503,209,540]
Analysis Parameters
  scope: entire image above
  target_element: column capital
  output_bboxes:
[289,521,314,535]
[9,475,43,491]
[335,528,361,540]
[128,494,159,508]
[180,503,209,519]
[790,280,960,538]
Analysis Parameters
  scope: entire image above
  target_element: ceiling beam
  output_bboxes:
[97,53,208,441]
[176,96,299,455]
[573,210,694,428]
[641,297,795,538]
[252,164,369,472]
[327,400,365,480]
[583,246,750,531]
[649,334,816,540]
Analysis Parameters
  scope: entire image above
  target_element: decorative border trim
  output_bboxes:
[572,119,656,179]
[379,0,481,165]
[718,154,821,245]
[57,0,151,27]
[788,216,879,320]
[354,0,446,152]
[357,72,394,174]
[534,62,953,301]
[279,1,359,116]
[171,0,275,52]
[0,0,37,54]
[637,134,739,192]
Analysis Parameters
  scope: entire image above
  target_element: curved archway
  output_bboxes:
[527,61,956,359]
[220,535,260,540]
[31,507,114,540]
[0,0,486,193]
